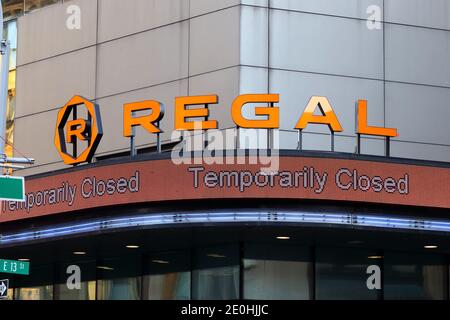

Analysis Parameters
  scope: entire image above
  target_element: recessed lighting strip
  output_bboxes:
[1,211,450,245]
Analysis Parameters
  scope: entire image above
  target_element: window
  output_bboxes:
[244,244,313,300]
[14,265,54,300]
[16,286,53,300]
[55,261,96,300]
[2,0,63,21]
[25,0,61,13]
[2,20,17,173]
[3,20,17,70]
[384,252,447,300]
[192,245,239,300]
[2,0,24,21]
[143,251,190,300]
[96,256,142,300]
[316,247,381,300]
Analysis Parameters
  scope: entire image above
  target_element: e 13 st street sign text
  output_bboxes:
[0,259,30,275]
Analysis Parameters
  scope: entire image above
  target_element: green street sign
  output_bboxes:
[0,259,30,275]
[0,176,25,201]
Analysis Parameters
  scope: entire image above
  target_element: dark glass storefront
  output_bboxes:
[3,234,449,300]
[1,201,449,301]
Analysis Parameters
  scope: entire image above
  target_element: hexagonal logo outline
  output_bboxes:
[54,95,103,165]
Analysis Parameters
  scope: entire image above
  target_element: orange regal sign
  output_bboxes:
[56,94,397,165]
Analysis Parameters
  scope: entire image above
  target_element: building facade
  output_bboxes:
[0,0,449,300]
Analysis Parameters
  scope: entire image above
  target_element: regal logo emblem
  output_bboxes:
[54,96,103,165]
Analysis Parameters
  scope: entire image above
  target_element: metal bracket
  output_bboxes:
[0,40,7,55]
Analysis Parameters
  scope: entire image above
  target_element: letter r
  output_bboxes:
[66,119,88,143]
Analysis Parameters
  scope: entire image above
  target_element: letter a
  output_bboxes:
[366,265,381,290]
[66,5,81,30]
[66,265,81,290]
[295,96,343,133]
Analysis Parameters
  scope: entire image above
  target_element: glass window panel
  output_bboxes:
[56,280,96,300]
[244,243,313,300]
[96,256,141,300]
[192,245,239,300]
[16,286,53,300]
[2,0,24,21]
[14,264,54,300]
[3,20,17,70]
[25,0,61,13]
[384,252,447,300]
[143,251,191,300]
[1,20,17,175]
[316,247,381,300]
[55,261,96,300]
[4,69,15,173]
[6,288,14,300]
